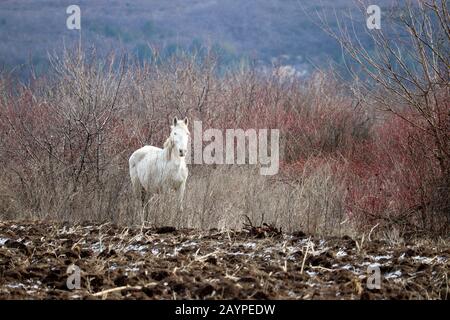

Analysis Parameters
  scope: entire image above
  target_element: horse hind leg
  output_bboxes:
[140,187,150,224]
[141,187,148,209]
[141,187,158,225]
[130,175,146,219]
[129,163,141,198]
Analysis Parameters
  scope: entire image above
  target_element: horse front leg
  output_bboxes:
[177,180,186,212]
[140,187,150,225]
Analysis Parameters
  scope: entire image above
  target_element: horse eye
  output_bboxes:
[174,132,177,136]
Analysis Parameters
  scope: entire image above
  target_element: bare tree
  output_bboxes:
[318,0,449,233]
[321,0,449,174]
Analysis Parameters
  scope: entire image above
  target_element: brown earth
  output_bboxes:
[0,220,448,300]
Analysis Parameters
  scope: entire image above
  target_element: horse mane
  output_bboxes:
[163,136,174,160]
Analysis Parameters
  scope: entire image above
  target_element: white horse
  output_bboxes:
[129,117,190,212]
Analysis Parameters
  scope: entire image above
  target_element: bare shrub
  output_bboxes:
[280,72,372,161]
[346,116,449,236]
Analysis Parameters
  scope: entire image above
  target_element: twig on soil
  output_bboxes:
[224,273,240,282]
[300,237,311,274]
[310,266,334,272]
[195,251,218,262]
[92,285,142,297]
[283,260,288,272]
[92,283,157,298]
[356,234,365,253]
[368,223,380,241]
[242,215,281,238]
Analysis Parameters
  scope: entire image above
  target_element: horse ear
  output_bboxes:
[173,117,178,126]
[184,117,189,126]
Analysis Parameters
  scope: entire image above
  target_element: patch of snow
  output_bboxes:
[298,238,311,245]
[336,249,347,258]
[368,262,381,268]
[0,237,9,246]
[227,252,250,257]
[339,264,361,274]
[370,255,392,261]
[243,242,256,249]
[181,241,198,248]
[6,283,26,289]
[124,244,147,253]
[340,264,353,270]
[436,256,447,264]
[91,241,104,253]
[385,270,402,279]
[108,264,118,271]
[413,256,448,264]
[125,267,140,273]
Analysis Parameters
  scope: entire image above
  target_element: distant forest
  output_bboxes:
[0,0,397,78]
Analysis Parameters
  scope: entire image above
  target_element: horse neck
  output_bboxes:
[164,138,182,164]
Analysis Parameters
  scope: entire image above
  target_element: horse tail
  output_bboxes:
[129,153,142,199]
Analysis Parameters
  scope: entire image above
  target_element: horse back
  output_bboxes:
[129,145,162,167]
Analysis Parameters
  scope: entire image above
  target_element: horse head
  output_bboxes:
[166,116,190,158]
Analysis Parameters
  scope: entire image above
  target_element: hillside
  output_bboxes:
[0,0,384,76]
